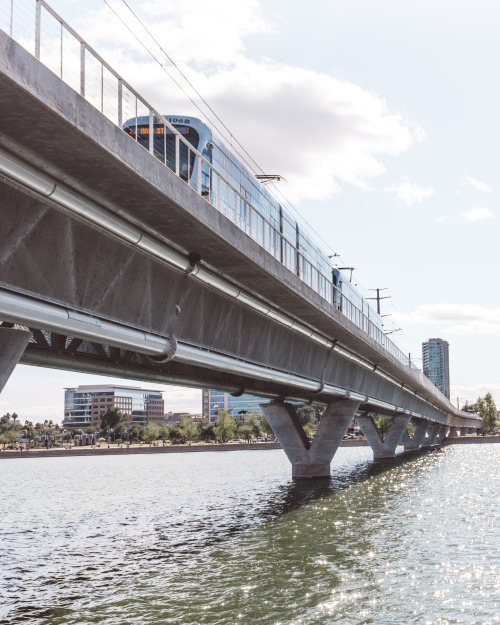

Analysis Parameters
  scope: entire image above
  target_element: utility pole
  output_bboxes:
[367,288,390,315]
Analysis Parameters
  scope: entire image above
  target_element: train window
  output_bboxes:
[125,123,200,179]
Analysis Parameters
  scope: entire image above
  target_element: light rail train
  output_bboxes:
[123,115,384,333]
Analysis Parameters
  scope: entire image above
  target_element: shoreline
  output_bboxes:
[0,438,369,459]
[0,435,497,459]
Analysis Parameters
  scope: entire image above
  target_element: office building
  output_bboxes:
[202,389,264,423]
[63,385,164,428]
[422,338,450,399]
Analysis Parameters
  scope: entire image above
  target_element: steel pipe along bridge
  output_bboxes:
[0,4,479,478]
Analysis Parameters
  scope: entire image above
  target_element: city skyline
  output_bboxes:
[2,0,499,421]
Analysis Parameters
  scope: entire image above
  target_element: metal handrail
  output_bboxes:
[1,0,415,372]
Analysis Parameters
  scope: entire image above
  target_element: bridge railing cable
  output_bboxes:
[1,0,416,374]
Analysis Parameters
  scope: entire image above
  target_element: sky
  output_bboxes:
[2,0,500,421]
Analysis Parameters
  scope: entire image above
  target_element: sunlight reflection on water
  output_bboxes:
[1,445,500,624]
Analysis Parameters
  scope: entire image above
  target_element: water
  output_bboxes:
[1,445,500,624]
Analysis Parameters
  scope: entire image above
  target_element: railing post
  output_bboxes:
[100,63,104,113]
[9,0,13,37]
[80,42,85,97]
[117,79,123,127]
[59,21,63,78]
[148,109,154,155]
[163,122,167,166]
[175,134,180,176]
[35,0,41,59]
[197,156,202,193]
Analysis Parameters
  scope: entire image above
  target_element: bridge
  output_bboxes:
[0,1,480,478]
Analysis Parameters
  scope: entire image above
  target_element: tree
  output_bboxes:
[477,393,497,432]
[296,405,316,426]
[158,424,170,442]
[0,429,20,450]
[129,424,144,444]
[461,400,477,413]
[199,420,216,443]
[236,423,254,442]
[375,417,392,441]
[303,422,315,440]
[143,423,161,445]
[245,413,263,438]
[173,415,199,443]
[213,409,236,442]
[259,415,274,439]
[99,407,127,432]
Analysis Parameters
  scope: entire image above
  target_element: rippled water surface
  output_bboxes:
[2,445,500,624]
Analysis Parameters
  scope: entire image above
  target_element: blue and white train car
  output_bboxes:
[123,115,385,334]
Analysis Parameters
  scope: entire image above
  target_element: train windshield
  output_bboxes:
[124,123,200,180]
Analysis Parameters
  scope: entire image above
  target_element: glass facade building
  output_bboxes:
[63,385,164,428]
[202,389,265,423]
[422,338,450,399]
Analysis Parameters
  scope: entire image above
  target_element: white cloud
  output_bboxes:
[461,207,493,222]
[451,383,500,407]
[463,174,492,194]
[394,303,500,336]
[79,0,425,203]
[383,176,435,206]
[436,215,450,223]
[105,0,272,65]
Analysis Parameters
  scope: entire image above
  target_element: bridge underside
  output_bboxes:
[0,172,466,424]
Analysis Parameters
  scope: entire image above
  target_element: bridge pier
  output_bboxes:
[261,399,360,479]
[401,419,431,451]
[435,425,449,444]
[356,413,411,459]
[425,422,443,446]
[0,326,31,393]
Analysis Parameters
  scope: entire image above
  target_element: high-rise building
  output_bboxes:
[63,385,164,428]
[202,389,264,423]
[422,338,450,399]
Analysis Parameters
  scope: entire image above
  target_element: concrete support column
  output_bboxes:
[261,398,360,479]
[0,326,31,394]
[448,426,458,438]
[435,425,448,444]
[426,422,442,446]
[401,419,430,451]
[357,413,411,459]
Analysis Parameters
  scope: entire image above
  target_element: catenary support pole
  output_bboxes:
[0,326,31,394]
[261,398,360,479]
[356,413,411,459]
